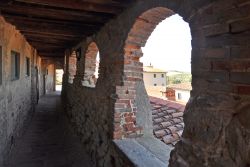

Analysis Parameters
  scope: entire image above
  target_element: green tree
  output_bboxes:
[167,72,191,85]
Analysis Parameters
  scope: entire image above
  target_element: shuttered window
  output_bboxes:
[11,51,20,80]
[0,46,2,85]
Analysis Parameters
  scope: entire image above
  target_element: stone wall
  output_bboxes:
[171,0,250,166]
[0,16,43,165]
[45,64,55,93]
[62,1,180,166]
[62,0,250,166]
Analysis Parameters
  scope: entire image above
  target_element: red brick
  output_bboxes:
[114,124,122,131]
[234,85,250,95]
[203,23,229,37]
[123,122,134,131]
[230,17,250,33]
[113,131,123,140]
[125,116,136,123]
[202,48,229,58]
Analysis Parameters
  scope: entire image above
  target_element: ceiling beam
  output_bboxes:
[5,19,94,37]
[0,0,134,58]
[39,51,65,57]
[2,12,105,27]
[4,15,100,34]
[21,31,81,41]
[0,2,114,22]
[28,38,70,46]
[1,0,14,4]
[15,0,123,14]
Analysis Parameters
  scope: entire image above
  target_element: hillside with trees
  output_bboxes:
[167,72,191,85]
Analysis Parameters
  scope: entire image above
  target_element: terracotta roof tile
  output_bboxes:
[172,112,183,118]
[172,118,182,124]
[161,122,172,128]
[150,97,185,147]
[168,82,192,91]
[154,129,167,138]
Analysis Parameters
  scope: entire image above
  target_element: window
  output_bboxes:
[11,51,20,80]
[26,57,30,76]
[154,74,156,78]
[0,46,2,85]
[161,74,164,78]
[178,93,182,100]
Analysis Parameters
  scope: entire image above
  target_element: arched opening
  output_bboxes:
[55,69,63,91]
[82,42,100,88]
[114,7,192,165]
[68,51,77,84]
[141,14,192,146]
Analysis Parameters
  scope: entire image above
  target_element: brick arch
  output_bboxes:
[68,50,77,84]
[82,42,99,88]
[114,7,185,140]
[63,0,250,166]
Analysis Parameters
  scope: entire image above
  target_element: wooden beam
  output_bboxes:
[27,38,78,49]
[28,38,69,46]
[21,31,81,41]
[2,12,105,27]
[0,2,114,23]
[25,35,79,44]
[15,0,123,14]
[4,15,100,34]
[38,51,65,57]
[1,0,14,4]
[5,18,93,37]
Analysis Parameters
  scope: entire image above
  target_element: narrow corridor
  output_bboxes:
[5,92,92,167]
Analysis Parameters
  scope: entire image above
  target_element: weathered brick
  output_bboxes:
[202,48,230,58]
[231,47,250,59]
[236,85,250,95]
[203,23,229,37]
[230,72,250,84]
[230,17,250,33]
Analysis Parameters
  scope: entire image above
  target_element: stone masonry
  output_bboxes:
[1,0,250,166]
[63,0,250,166]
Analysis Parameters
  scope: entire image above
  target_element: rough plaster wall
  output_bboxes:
[63,0,250,166]
[0,17,41,165]
[37,57,44,98]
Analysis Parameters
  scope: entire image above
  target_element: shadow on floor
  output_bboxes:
[5,92,93,167]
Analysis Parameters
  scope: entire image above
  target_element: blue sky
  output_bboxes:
[141,14,192,72]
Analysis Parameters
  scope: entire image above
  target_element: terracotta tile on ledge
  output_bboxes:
[150,96,185,147]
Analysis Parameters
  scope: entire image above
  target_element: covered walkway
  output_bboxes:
[0,0,250,166]
[5,92,92,167]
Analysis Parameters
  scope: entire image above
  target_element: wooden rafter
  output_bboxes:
[0,0,134,57]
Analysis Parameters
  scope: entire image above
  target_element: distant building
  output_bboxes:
[143,65,167,87]
[143,65,167,98]
[167,82,192,102]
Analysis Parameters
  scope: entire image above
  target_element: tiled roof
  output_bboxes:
[143,66,167,73]
[167,82,192,91]
[150,96,185,147]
